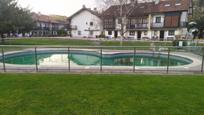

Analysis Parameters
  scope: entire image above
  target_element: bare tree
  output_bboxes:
[118,0,138,45]
[96,0,138,45]
[95,0,121,10]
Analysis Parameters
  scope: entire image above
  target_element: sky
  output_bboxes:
[18,0,96,17]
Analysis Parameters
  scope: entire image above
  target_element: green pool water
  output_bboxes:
[0,51,192,66]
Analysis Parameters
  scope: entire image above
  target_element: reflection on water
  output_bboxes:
[2,52,191,66]
[114,58,134,65]
[39,54,68,66]
[69,53,100,65]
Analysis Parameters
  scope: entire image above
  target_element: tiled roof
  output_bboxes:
[69,7,101,19]
[150,0,191,13]
[32,13,69,24]
[102,0,191,17]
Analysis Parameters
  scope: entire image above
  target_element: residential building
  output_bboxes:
[102,0,193,41]
[32,13,69,37]
[69,5,103,38]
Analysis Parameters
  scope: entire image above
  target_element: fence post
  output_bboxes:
[201,49,204,73]
[100,47,103,72]
[1,47,6,72]
[68,47,71,72]
[167,48,170,74]
[34,47,38,72]
[133,47,136,72]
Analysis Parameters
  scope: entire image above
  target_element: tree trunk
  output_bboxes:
[22,32,25,37]
[7,32,10,38]
[0,33,3,38]
[199,29,203,39]
[0,33,5,44]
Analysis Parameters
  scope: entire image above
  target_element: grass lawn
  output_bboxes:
[0,73,204,114]
[0,38,172,46]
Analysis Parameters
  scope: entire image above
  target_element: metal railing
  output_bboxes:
[151,23,164,28]
[127,24,148,29]
[0,45,203,74]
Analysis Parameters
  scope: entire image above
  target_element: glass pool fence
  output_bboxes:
[0,45,203,74]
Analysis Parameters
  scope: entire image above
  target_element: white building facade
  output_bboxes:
[69,6,103,38]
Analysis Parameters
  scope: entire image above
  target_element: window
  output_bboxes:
[175,0,181,6]
[90,22,93,26]
[108,31,112,35]
[104,19,114,29]
[165,4,170,7]
[130,31,135,36]
[168,30,175,36]
[140,6,144,8]
[175,3,181,6]
[156,17,161,23]
[118,18,122,24]
[175,0,181,4]
[78,31,81,35]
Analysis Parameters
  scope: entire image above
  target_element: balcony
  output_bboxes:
[151,23,164,28]
[71,25,77,30]
[104,24,115,30]
[52,27,59,31]
[127,24,148,29]
[39,27,49,30]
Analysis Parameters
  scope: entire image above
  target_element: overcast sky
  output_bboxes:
[18,0,96,16]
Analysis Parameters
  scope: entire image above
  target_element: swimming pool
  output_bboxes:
[0,50,193,67]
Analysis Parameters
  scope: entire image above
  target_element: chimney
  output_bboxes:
[83,5,86,8]
[38,12,41,15]
[135,0,138,4]
[155,0,160,4]
[129,0,136,4]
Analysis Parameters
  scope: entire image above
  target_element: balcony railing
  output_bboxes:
[104,24,115,30]
[151,23,164,28]
[127,24,148,29]
[71,25,77,30]
[34,27,50,31]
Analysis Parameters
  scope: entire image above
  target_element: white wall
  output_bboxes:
[164,30,182,40]
[126,31,137,39]
[71,10,103,38]
[141,31,151,39]
[105,31,113,38]
[115,18,122,30]
[180,11,188,22]
[105,30,123,38]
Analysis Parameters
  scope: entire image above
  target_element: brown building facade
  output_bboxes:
[102,0,193,41]
[32,13,69,37]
